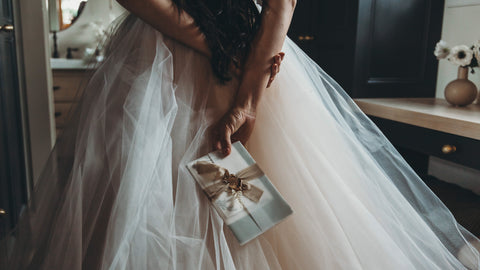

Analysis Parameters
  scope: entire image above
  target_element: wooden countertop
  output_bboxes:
[354,98,480,140]
[50,58,97,70]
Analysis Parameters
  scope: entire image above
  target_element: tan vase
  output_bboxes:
[444,66,478,106]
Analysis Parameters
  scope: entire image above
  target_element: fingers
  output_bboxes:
[274,52,284,72]
[274,55,281,67]
[267,63,278,88]
[212,107,252,156]
[223,126,233,155]
[214,136,222,151]
[267,52,285,88]
[213,114,239,156]
[213,126,232,155]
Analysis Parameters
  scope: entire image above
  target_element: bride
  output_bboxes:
[7,0,480,269]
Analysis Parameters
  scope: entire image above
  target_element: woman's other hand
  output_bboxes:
[231,52,285,85]
[212,106,256,155]
[267,52,285,88]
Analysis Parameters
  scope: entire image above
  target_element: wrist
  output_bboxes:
[234,96,257,116]
[243,50,272,74]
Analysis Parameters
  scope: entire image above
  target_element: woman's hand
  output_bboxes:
[267,52,285,88]
[232,52,285,86]
[212,0,296,155]
[212,106,256,155]
[212,52,285,155]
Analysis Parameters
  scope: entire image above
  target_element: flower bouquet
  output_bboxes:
[434,40,479,106]
[435,40,480,71]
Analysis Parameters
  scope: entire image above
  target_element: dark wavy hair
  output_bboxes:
[173,0,261,83]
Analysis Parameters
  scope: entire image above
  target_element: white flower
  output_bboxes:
[88,21,107,43]
[473,40,480,63]
[434,40,450,59]
[448,45,473,66]
[84,47,96,57]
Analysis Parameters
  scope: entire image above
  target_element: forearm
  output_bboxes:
[235,0,296,110]
[116,0,210,57]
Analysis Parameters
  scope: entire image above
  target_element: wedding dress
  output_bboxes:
[7,11,480,270]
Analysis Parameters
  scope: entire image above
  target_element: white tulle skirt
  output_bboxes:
[7,14,480,269]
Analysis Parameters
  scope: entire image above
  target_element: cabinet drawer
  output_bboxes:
[52,70,89,102]
[371,117,480,170]
[54,102,77,128]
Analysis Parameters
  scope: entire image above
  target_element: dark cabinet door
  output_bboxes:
[287,0,444,98]
[352,0,444,98]
[308,0,359,92]
[0,0,27,259]
[288,0,359,91]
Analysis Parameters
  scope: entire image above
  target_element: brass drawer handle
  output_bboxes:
[0,208,6,216]
[298,35,315,41]
[441,145,456,154]
[0,24,14,33]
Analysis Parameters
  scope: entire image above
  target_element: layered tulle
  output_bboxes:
[6,13,480,270]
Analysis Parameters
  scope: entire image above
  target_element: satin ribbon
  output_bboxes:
[192,160,264,203]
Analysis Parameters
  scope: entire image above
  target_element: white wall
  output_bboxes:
[436,0,480,101]
[430,0,480,194]
[15,0,55,187]
[51,0,125,59]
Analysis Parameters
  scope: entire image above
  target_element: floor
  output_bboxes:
[424,175,480,238]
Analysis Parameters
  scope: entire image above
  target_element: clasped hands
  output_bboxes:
[212,52,285,155]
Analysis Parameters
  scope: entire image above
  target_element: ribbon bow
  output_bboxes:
[192,160,264,203]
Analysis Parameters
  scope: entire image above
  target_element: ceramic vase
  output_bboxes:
[444,66,478,106]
